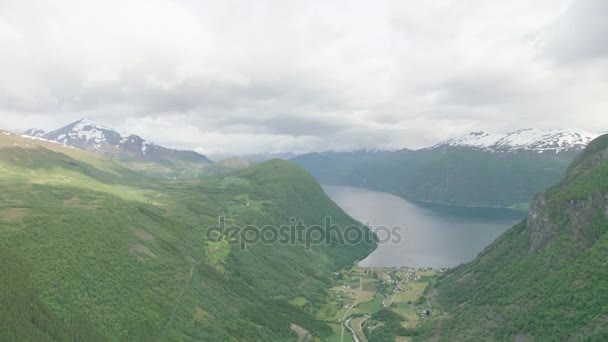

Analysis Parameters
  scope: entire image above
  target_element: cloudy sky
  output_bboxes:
[0,0,607,155]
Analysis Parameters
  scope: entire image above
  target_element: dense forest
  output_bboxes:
[0,133,375,340]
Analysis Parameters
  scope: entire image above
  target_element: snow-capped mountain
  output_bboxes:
[42,119,122,149]
[27,119,211,164]
[430,129,599,153]
[22,128,46,137]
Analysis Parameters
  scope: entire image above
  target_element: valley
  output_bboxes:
[0,131,375,340]
[294,266,441,342]
[314,133,608,341]
[3,128,608,340]
[2,2,607,340]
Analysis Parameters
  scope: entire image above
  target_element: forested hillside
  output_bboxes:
[292,149,575,208]
[416,134,608,341]
[0,131,374,341]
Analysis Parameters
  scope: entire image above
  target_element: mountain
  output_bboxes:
[292,149,574,209]
[292,129,597,209]
[429,128,598,153]
[26,119,212,178]
[190,157,254,177]
[216,156,253,169]
[291,148,410,186]
[22,128,46,137]
[41,118,211,163]
[239,152,297,163]
[207,152,297,163]
[417,134,608,341]
[0,131,374,340]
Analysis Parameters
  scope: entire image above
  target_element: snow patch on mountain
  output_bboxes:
[23,118,211,164]
[432,131,506,149]
[141,141,153,155]
[60,119,114,145]
[430,128,598,153]
[22,128,46,137]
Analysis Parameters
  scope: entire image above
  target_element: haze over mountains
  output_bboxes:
[21,119,220,178]
[19,121,601,206]
[24,119,211,164]
[292,128,599,209]
[22,120,598,163]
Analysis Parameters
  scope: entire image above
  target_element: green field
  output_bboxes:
[321,267,441,342]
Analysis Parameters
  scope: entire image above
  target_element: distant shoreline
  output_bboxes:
[324,183,528,221]
[410,199,528,221]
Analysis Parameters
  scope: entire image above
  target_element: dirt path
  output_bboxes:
[221,190,235,222]
[160,264,196,335]
[431,289,447,341]
[341,278,363,342]
[386,274,407,307]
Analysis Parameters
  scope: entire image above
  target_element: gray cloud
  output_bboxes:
[543,0,608,63]
[432,73,539,107]
[0,0,606,154]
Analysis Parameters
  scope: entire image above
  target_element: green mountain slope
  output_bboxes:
[417,134,608,341]
[292,149,575,208]
[0,132,374,341]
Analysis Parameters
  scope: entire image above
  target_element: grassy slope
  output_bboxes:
[292,149,574,208]
[0,133,374,341]
[416,135,608,341]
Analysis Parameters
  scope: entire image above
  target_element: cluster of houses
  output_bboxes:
[383,274,397,285]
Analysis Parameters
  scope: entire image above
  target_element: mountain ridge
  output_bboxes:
[429,128,598,153]
[22,128,46,137]
[36,118,211,164]
[23,119,213,178]
[292,147,576,209]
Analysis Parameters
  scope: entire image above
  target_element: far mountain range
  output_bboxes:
[23,120,599,160]
[24,119,211,165]
[20,120,601,208]
[292,128,600,209]
[428,128,597,153]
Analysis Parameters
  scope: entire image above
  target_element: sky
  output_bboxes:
[0,0,607,155]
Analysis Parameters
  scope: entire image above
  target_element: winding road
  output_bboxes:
[340,277,363,342]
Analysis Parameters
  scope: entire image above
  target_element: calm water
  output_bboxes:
[323,185,524,268]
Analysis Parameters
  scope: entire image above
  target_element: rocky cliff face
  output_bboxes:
[528,191,608,254]
[527,135,608,254]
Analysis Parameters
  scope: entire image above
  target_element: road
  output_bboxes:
[340,277,363,342]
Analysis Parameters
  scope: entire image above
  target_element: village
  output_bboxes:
[288,266,445,342]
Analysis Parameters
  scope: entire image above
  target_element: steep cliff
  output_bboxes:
[418,134,608,341]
